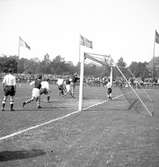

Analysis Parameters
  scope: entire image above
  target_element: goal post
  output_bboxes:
[78,51,85,111]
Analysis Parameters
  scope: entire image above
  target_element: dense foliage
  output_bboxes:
[0,54,156,79]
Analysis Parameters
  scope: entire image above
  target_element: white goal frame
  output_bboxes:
[78,52,111,111]
[78,52,153,117]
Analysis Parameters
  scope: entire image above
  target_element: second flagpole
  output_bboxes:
[152,30,156,81]
[18,36,20,58]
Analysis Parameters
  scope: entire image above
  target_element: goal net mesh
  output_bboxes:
[114,65,153,116]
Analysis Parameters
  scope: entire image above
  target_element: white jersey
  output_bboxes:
[57,78,64,86]
[106,82,112,89]
[2,74,16,86]
[41,81,49,90]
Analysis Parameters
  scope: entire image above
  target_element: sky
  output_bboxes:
[0,0,159,65]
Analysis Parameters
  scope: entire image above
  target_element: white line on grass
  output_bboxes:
[83,94,124,111]
[0,94,124,142]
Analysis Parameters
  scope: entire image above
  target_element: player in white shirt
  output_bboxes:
[1,69,16,111]
[40,78,50,102]
[56,77,66,95]
[64,76,74,97]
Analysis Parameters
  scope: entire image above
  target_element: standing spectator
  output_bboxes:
[1,69,16,111]
[22,74,42,109]
[40,78,50,102]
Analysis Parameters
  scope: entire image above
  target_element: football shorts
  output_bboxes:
[40,88,49,95]
[4,86,15,96]
[32,88,40,98]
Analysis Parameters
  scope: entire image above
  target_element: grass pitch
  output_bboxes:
[0,83,159,167]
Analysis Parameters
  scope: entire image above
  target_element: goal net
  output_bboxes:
[113,65,153,116]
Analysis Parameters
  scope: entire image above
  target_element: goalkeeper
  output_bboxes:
[105,79,112,100]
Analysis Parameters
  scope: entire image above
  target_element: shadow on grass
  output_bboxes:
[0,149,45,162]
[13,106,70,112]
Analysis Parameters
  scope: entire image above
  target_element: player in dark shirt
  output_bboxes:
[70,73,79,97]
[22,74,42,109]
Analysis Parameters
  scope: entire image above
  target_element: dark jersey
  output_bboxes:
[65,79,71,85]
[35,79,41,89]
[71,76,79,83]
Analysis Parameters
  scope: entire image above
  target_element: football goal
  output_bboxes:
[78,51,113,111]
[78,52,153,116]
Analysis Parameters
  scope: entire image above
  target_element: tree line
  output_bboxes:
[0,54,157,80]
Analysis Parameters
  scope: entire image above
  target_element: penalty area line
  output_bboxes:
[0,94,124,142]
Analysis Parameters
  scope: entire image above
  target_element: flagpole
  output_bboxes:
[152,30,156,81]
[78,35,92,111]
[17,37,20,73]
[18,37,20,58]
[79,35,81,63]
[78,46,84,111]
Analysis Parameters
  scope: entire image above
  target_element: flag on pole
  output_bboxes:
[155,30,159,44]
[80,35,93,48]
[19,36,31,50]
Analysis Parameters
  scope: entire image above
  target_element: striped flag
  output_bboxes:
[80,35,93,48]
[19,36,31,50]
[155,30,159,44]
